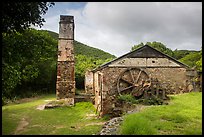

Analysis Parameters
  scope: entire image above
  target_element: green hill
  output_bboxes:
[41,30,116,60]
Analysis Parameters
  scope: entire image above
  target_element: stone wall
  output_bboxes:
[56,15,75,104]
[94,71,103,113]
[85,71,94,94]
[94,67,126,116]
[56,61,75,99]
[146,67,188,94]
[93,66,193,116]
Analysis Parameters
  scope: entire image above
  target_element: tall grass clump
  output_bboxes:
[120,114,156,135]
[119,92,202,135]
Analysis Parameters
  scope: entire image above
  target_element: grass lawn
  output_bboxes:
[119,92,202,135]
[2,94,106,135]
[2,92,202,135]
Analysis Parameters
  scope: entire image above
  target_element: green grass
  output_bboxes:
[2,92,202,135]
[2,94,106,135]
[119,92,202,135]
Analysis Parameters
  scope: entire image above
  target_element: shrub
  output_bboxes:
[117,94,138,104]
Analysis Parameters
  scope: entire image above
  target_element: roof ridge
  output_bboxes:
[92,45,189,72]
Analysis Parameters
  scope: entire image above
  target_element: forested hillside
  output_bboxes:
[42,30,116,60]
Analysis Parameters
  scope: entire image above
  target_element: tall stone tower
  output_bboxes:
[56,15,75,105]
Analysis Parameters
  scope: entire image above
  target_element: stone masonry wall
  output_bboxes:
[85,71,94,94]
[95,67,126,116]
[95,67,190,116]
[56,15,75,104]
[146,67,188,94]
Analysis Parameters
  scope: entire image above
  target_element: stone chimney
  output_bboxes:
[56,15,75,105]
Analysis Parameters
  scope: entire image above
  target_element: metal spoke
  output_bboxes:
[135,70,142,84]
[120,78,134,85]
[129,70,135,83]
[119,85,134,93]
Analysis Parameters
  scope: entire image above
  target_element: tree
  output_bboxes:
[173,49,199,60]
[196,57,202,71]
[2,29,57,98]
[2,2,54,33]
[179,51,202,70]
[75,54,113,89]
[2,2,55,100]
[131,42,144,51]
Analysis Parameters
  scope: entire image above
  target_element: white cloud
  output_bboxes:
[37,2,202,57]
[41,15,59,33]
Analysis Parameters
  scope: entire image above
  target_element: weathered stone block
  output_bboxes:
[58,40,74,61]
[57,61,75,81]
[59,15,74,39]
[56,81,75,99]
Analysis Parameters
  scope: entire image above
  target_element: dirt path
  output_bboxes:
[13,117,29,135]
[85,122,105,126]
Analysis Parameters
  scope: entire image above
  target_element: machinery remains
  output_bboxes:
[117,68,169,101]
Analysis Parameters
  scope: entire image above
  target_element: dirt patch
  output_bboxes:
[85,113,98,119]
[30,124,41,128]
[126,104,147,114]
[85,122,105,126]
[13,117,29,135]
[55,125,66,129]
[36,104,46,110]
[14,97,40,104]
[50,125,67,134]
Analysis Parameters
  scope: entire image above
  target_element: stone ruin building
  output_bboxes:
[55,15,200,117]
[85,45,199,116]
[56,15,75,105]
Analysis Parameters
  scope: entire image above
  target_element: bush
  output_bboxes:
[117,94,138,104]
[117,94,166,105]
[2,97,13,106]
[2,97,6,106]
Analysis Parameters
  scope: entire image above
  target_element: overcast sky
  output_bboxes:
[35,2,202,57]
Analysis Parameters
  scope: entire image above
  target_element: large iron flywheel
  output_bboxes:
[117,68,149,96]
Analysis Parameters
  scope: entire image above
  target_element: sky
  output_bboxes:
[35,2,202,57]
